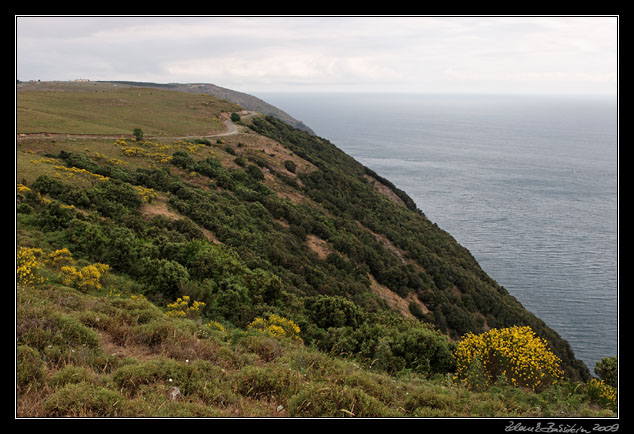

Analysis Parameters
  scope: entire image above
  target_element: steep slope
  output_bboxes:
[245,115,590,382]
[16,81,590,392]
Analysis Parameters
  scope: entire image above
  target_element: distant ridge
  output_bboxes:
[101,80,315,135]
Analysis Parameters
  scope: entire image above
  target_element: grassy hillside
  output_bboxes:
[16,82,616,418]
[17,81,241,136]
[99,81,316,134]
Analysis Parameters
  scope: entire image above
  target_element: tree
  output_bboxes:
[133,128,144,141]
[230,112,241,122]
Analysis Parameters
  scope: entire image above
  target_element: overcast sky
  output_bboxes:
[15,15,618,95]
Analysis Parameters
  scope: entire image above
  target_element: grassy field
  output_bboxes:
[17,81,242,137]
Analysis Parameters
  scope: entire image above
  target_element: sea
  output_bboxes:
[254,91,618,375]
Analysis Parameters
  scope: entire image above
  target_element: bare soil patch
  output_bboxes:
[306,234,333,260]
[364,174,407,208]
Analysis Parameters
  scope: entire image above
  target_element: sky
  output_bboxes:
[15,15,618,95]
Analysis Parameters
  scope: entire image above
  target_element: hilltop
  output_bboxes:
[16,82,615,418]
[99,80,316,134]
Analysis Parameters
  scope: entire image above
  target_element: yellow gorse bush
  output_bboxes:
[133,185,158,203]
[247,314,302,342]
[166,295,206,319]
[17,247,46,287]
[453,325,563,391]
[60,263,110,292]
[46,248,73,268]
[53,165,109,182]
[17,183,32,195]
[206,321,226,332]
[586,378,617,411]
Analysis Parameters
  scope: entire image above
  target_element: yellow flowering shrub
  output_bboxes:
[166,295,206,319]
[206,321,226,332]
[17,184,32,195]
[116,139,174,164]
[453,326,563,391]
[60,263,110,292]
[133,185,158,203]
[46,248,73,269]
[247,314,302,342]
[53,165,109,182]
[586,378,617,411]
[17,247,46,286]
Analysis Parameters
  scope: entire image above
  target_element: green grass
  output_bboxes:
[17,83,242,136]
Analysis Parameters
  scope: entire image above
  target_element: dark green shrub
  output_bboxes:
[246,164,264,181]
[36,201,75,231]
[234,155,246,167]
[138,258,189,299]
[133,128,143,141]
[305,295,363,329]
[284,160,297,173]
[31,174,66,196]
[91,178,143,211]
[192,138,211,146]
[391,326,455,375]
[595,356,618,387]
[171,151,196,170]
[409,301,426,320]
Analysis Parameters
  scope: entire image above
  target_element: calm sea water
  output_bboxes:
[255,92,618,374]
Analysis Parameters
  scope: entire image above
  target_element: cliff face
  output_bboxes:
[16,81,589,382]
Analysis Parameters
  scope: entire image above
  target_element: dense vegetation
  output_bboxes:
[247,115,590,381]
[16,83,616,418]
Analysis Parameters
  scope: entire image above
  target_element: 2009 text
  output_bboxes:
[505,421,619,433]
